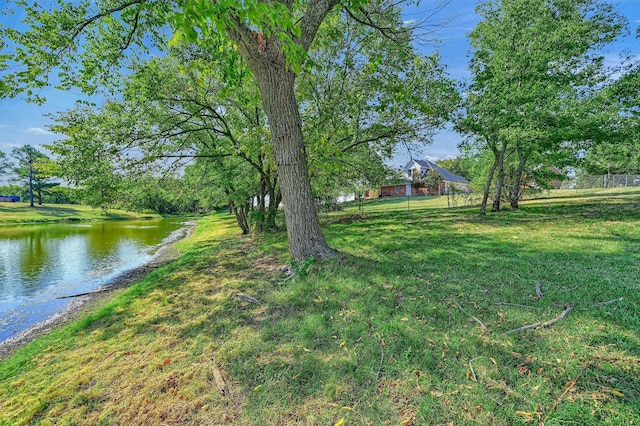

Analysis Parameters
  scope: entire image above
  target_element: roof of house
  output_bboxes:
[405,159,469,184]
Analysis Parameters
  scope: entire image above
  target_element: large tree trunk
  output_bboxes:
[253,66,335,261]
[227,0,339,261]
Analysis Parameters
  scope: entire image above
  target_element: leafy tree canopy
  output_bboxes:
[2,0,457,260]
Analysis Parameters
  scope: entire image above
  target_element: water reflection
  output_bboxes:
[0,219,183,341]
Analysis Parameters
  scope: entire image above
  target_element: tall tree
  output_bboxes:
[458,0,624,213]
[580,59,640,176]
[2,0,449,261]
[10,145,57,206]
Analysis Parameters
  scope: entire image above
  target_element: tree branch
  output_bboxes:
[297,0,342,51]
[505,303,574,334]
[122,9,141,51]
[67,0,146,41]
[340,129,399,153]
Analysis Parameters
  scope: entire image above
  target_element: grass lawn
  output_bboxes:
[0,202,158,224]
[1,189,639,425]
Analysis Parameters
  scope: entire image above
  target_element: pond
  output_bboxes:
[0,219,186,343]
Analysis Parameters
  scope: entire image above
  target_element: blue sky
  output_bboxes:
[0,0,638,166]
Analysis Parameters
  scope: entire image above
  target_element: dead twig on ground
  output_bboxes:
[455,302,489,333]
[544,362,591,422]
[236,293,260,304]
[594,297,623,308]
[468,359,477,382]
[211,357,228,396]
[505,303,574,334]
[535,281,543,299]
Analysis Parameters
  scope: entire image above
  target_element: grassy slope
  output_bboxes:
[1,189,639,425]
[0,202,158,224]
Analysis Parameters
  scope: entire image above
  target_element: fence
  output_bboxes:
[561,174,640,190]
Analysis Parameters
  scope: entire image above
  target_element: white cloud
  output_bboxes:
[24,127,52,135]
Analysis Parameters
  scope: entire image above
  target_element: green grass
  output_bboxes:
[1,189,639,425]
[0,202,159,224]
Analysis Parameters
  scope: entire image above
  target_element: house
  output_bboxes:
[375,159,469,197]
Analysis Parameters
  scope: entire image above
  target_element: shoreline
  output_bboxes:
[0,221,197,360]
[0,216,158,226]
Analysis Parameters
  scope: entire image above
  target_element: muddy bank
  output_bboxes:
[0,221,197,359]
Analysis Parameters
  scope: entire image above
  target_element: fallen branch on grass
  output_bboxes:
[594,297,623,308]
[236,293,260,305]
[211,357,228,396]
[454,302,489,333]
[535,281,544,299]
[468,359,477,382]
[505,303,574,334]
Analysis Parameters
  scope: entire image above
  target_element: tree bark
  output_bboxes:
[491,140,508,212]
[509,149,528,209]
[229,199,251,235]
[480,154,499,216]
[225,0,340,261]
[252,66,335,260]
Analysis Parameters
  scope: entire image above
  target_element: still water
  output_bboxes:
[0,219,185,342]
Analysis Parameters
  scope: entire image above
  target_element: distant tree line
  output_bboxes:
[0,145,216,213]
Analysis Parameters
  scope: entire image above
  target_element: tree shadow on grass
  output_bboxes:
[66,200,640,423]
[4,202,638,425]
